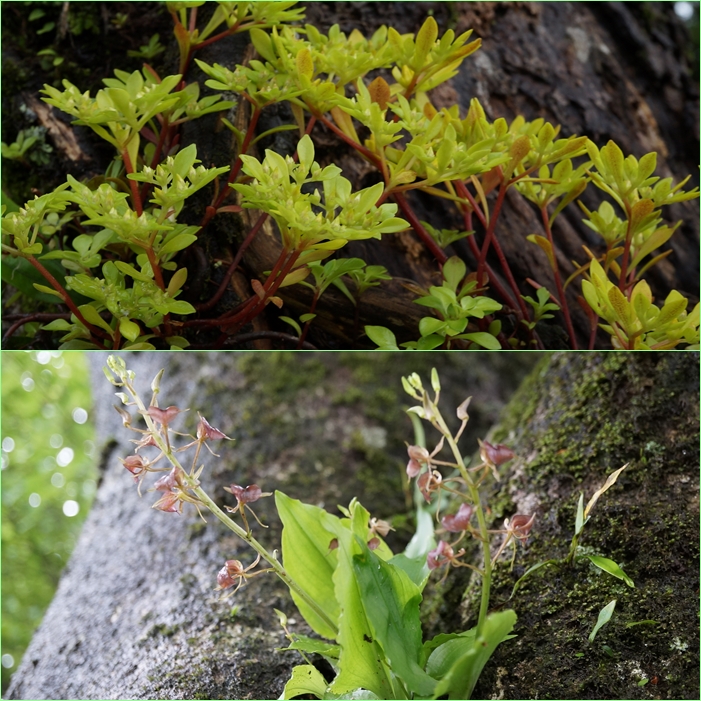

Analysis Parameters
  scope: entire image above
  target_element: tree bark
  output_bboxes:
[4,351,537,700]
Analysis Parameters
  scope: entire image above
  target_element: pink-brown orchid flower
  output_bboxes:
[427,540,466,571]
[223,483,272,533]
[184,413,235,467]
[489,513,536,566]
[470,439,515,481]
[417,469,443,503]
[216,553,265,596]
[441,503,474,533]
[119,452,166,494]
[405,435,446,478]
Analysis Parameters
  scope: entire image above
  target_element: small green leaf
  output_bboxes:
[167,300,196,315]
[574,492,585,535]
[297,134,314,173]
[584,555,634,587]
[461,331,500,350]
[625,620,657,628]
[588,599,616,643]
[442,256,466,292]
[159,233,198,255]
[118,317,141,342]
[365,325,400,350]
[413,16,438,70]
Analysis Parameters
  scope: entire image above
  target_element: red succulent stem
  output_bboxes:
[196,212,270,313]
[201,106,262,229]
[454,180,526,317]
[539,205,578,349]
[297,291,320,348]
[316,113,382,167]
[476,180,507,287]
[26,256,110,343]
[392,191,447,264]
[121,147,143,216]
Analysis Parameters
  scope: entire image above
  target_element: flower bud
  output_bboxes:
[367,537,380,551]
[407,445,430,462]
[121,454,146,477]
[152,491,182,513]
[406,458,421,478]
[153,467,183,492]
[456,397,472,421]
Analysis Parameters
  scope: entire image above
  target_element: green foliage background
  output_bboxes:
[1,351,96,693]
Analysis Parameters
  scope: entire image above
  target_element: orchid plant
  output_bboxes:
[105,357,545,699]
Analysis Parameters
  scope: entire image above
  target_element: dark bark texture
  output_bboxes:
[3,2,697,348]
[5,351,538,700]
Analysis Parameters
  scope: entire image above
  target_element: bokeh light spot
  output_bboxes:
[72,407,88,424]
[57,447,74,467]
[62,500,80,517]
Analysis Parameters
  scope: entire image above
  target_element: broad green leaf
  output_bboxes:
[275,491,340,640]
[324,502,395,699]
[2,257,71,305]
[588,599,616,643]
[282,664,328,700]
[432,610,517,699]
[425,631,476,678]
[352,544,437,697]
[584,555,634,588]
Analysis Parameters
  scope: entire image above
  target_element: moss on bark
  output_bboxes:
[441,352,700,700]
